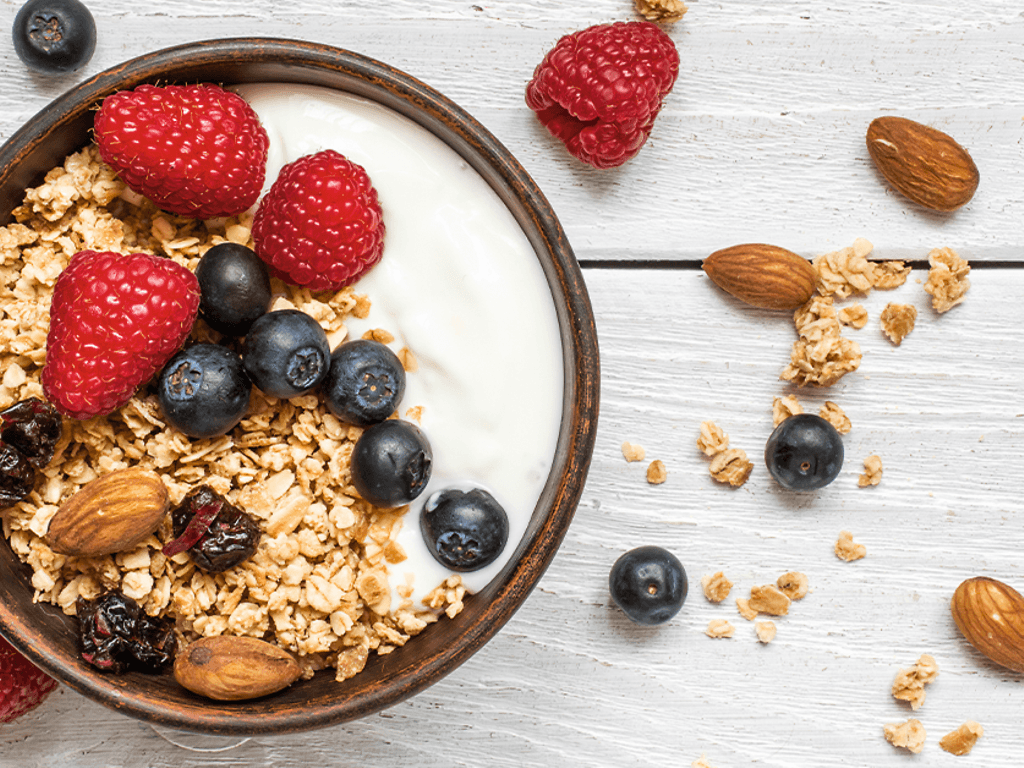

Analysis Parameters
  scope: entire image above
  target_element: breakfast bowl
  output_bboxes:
[0,38,599,734]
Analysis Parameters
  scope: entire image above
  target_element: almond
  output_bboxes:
[950,576,1024,674]
[46,466,168,557]
[174,636,302,701]
[866,116,980,212]
[702,244,817,310]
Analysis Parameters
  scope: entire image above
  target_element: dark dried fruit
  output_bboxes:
[0,442,35,508]
[167,485,261,572]
[77,590,176,673]
[0,398,62,469]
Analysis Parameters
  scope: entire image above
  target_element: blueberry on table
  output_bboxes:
[157,343,251,438]
[194,243,272,337]
[420,487,509,571]
[609,545,688,626]
[764,413,844,491]
[323,339,406,426]
[350,419,432,508]
[12,0,96,75]
[241,309,330,399]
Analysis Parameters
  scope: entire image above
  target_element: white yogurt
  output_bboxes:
[234,83,564,605]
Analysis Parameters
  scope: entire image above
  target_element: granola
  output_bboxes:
[709,448,753,487]
[701,571,733,603]
[776,571,808,600]
[880,302,917,345]
[872,260,912,290]
[747,584,791,616]
[771,394,802,427]
[621,441,646,463]
[634,0,688,22]
[834,530,866,562]
[705,619,735,638]
[696,421,729,457]
[755,621,776,643]
[884,718,926,754]
[939,721,983,756]
[813,238,877,299]
[838,303,868,329]
[646,459,667,485]
[858,455,883,487]
[923,247,970,313]
[0,146,463,683]
[891,653,938,711]
[818,401,851,434]
[780,295,862,387]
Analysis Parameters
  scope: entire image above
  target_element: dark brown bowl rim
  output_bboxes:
[0,38,599,734]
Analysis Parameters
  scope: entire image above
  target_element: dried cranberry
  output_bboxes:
[0,398,62,469]
[168,485,261,572]
[76,590,176,674]
[0,442,35,508]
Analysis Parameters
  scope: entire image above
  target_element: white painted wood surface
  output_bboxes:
[2,1,1023,766]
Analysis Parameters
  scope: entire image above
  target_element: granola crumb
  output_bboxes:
[646,459,667,485]
[858,454,883,487]
[621,441,646,463]
[709,448,753,487]
[755,621,776,643]
[701,571,733,603]
[873,260,912,290]
[924,247,970,313]
[814,237,877,298]
[835,530,867,561]
[691,754,716,768]
[939,720,984,756]
[705,619,735,638]
[818,401,851,434]
[735,597,758,621]
[892,654,939,711]
[748,584,791,616]
[883,718,926,754]
[772,395,803,427]
[880,302,917,345]
[776,571,809,600]
[696,421,729,457]
[780,294,862,388]
[838,304,869,329]
[634,0,688,22]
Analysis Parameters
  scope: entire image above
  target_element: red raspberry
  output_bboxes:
[94,84,269,219]
[42,251,200,420]
[1,635,58,724]
[251,149,385,291]
[526,21,679,169]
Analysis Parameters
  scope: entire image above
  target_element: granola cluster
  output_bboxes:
[633,0,688,22]
[780,294,862,387]
[0,146,463,683]
[924,246,971,313]
[696,420,752,487]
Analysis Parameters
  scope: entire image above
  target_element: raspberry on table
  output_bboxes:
[525,21,680,169]
[94,84,269,219]
[251,149,385,291]
[41,250,201,420]
[1,635,58,724]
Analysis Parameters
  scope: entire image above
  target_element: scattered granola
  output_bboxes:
[780,294,862,387]
[818,401,851,434]
[858,455,883,487]
[776,571,809,600]
[705,619,735,638]
[939,720,984,756]
[923,247,970,313]
[834,530,867,561]
[891,654,939,711]
[691,754,717,768]
[771,394,803,427]
[838,304,868,329]
[747,584,791,616]
[755,621,776,643]
[0,145,464,685]
[701,571,733,603]
[736,598,757,621]
[872,260,912,290]
[696,421,729,457]
[880,302,917,345]
[646,459,667,485]
[884,718,927,754]
[634,0,688,22]
[621,441,646,463]
[813,238,876,299]
[708,448,753,487]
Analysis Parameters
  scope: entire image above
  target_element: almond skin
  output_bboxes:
[174,636,302,701]
[951,576,1024,674]
[702,244,817,310]
[46,466,168,557]
[866,116,980,212]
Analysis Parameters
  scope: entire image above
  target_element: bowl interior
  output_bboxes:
[0,39,599,734]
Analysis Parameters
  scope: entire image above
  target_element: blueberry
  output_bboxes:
[12,0,96,75]
[322,339,406,427]
[350,419,432,508]
[194,243,272,337]
[241,309,330,398]
[609,545,688,626]
[420,486,509,572]
[157,343,251,438]
[764,412,844,491]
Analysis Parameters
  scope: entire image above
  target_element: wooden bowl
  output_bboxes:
[0,38,599,734]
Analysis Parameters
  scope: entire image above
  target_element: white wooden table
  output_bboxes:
[2,1,1023,765]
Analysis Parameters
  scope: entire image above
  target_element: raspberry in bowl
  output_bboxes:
[0,39,599,733]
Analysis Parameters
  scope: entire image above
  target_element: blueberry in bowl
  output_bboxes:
[194,243,272,337]
[241,308,330,399]
[322,339,406,426]
[157,343,251,438]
